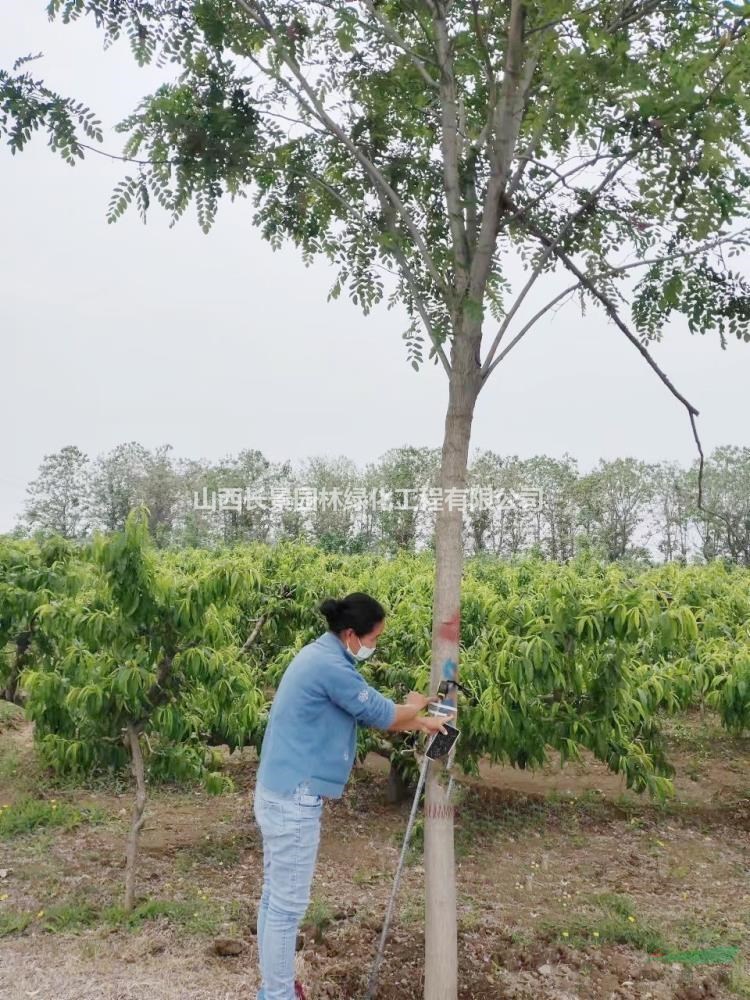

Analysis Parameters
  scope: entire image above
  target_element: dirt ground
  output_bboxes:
[0,706,748,1000]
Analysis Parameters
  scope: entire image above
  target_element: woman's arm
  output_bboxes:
[385,697,455,733]
[387,703,424,731]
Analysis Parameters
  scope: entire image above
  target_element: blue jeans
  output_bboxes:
[253,780,324,1000]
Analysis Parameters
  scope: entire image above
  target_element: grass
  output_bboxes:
[0,797,107,839]
[0,910,34,936]
[175,834,242,870]
[399,897,424,926]
[539,892,668,954]
[392,782,625,862]
[0,699,23,726]
[728,955,750,998]
[352,868,388,886]
[0,895,227,939]
[669,912,746,951]
[539,892,745,968]
[655,945,740,966]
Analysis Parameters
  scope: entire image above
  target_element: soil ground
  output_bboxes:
[0,704,748,1000]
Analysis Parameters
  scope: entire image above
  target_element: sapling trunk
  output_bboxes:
[123,722,147,913]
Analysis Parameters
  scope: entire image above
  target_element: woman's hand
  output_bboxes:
[405,691,440,711]
[418,713,455,736]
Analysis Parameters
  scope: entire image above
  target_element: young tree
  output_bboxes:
[24,508,263,911]
[4,2,750,994]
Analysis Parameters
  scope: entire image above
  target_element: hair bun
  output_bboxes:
[319,593,385,636]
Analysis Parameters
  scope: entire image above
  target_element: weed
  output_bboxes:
[0,910,33,936]
[303,897,334,936]
[728,955,750,998]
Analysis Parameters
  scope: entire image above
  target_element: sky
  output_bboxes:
[1,2,748,533]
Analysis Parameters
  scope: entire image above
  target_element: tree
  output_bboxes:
[22,445,90,539]
[24,508,263,910]
[523,453,579,561]
[210,447,290,544]
[575,457,657,561]
[136,444,181,546]
[87,441,152,533]
[4,2,750,994]
[689,445,750,565]
[367,446,441,552]
[299,454,363,547]
[650,459,693,563]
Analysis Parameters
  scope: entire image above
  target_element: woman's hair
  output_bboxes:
[319,592,386,636]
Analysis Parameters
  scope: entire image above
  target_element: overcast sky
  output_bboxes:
[2,2,748,533]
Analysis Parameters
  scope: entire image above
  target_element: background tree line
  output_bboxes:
[7,441,749,566]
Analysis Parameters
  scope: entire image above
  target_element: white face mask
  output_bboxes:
[349,637,376,661]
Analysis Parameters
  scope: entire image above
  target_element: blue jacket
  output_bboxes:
[256,630,397,799]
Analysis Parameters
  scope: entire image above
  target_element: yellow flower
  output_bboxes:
[36,910,45,918]
[562,931,569,938]
[628,916,636,923]
[593,931,600,938]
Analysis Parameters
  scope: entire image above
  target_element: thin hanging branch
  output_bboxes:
[522,216,722,511]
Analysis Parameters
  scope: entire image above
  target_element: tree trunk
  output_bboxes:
[2,631,31,705]
[124,723,148,913]
[386,761,409,805]
[424,332,481,1000]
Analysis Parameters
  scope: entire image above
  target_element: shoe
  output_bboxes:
[294,980,307,1000]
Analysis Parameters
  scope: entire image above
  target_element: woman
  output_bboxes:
[252,592,453,1000]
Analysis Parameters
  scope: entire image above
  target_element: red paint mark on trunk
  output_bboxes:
[425,803,457,820]
[438,611,460,643]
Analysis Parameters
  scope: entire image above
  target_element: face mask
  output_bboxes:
[349,638,376,661]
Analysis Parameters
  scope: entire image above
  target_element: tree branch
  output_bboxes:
[376,189,452,376]
[359,0,439,88]
[526,217,700,417]
[481,281,581,381]
[521,216,722,510]
[238,0,449,302]
[482,155,635,376]
[469,0,540,300]
[432,3,471,284]
[481,224,750,383]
